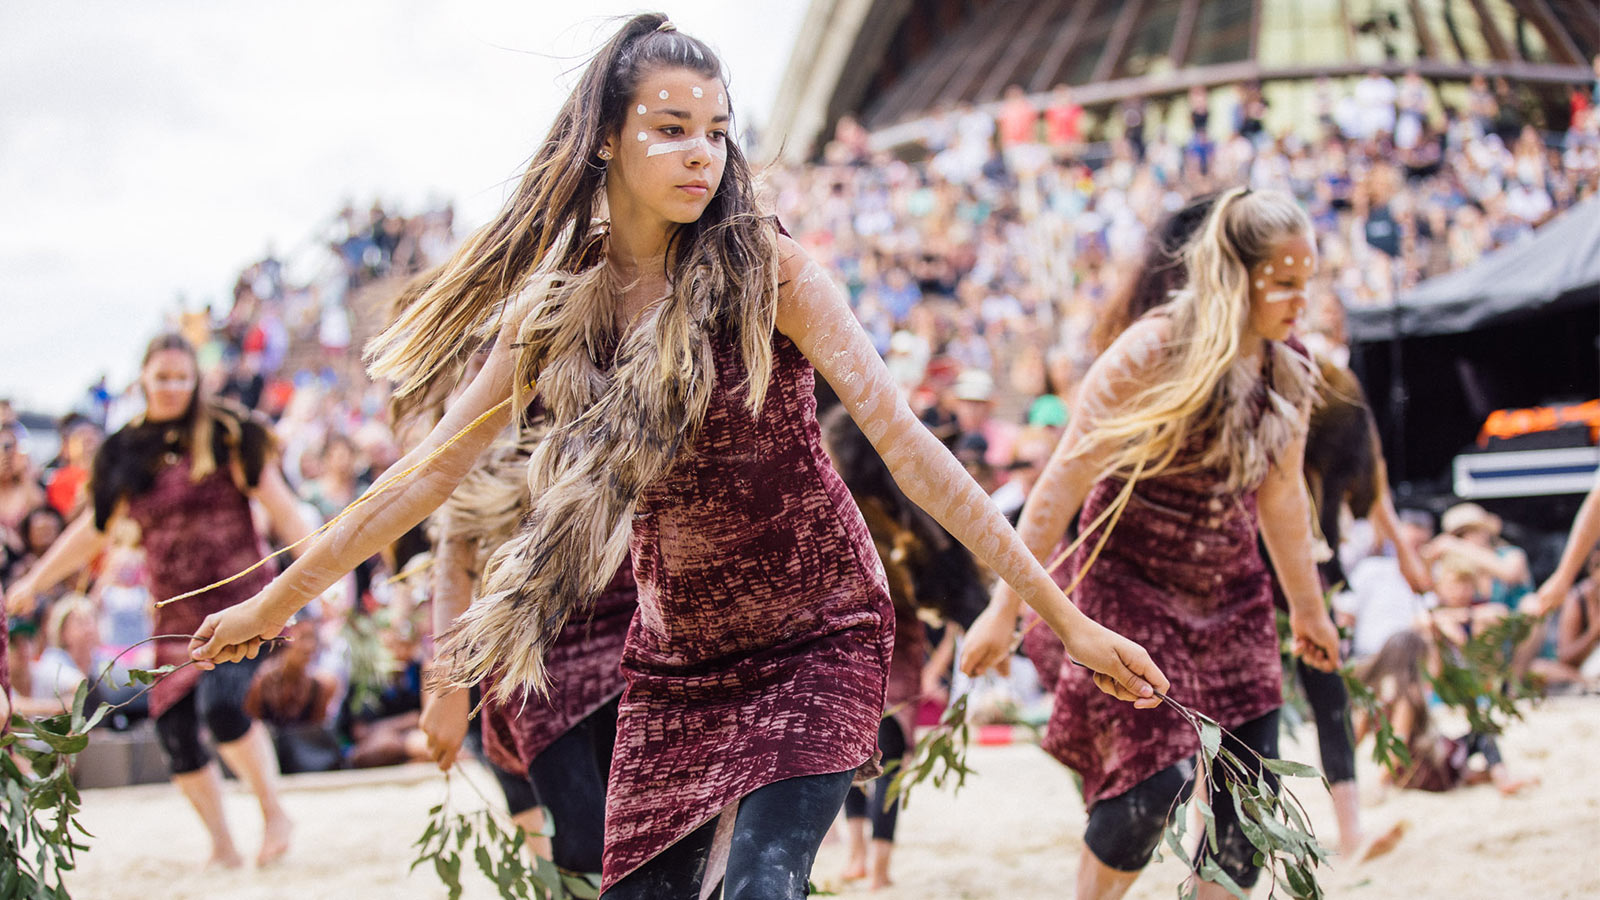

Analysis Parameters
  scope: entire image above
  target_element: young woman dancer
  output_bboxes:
[963,188,1341,900]
[187,15,1166,899]
[420,421,637,875]
[1080,190,1424,857]
[5,333,308,869]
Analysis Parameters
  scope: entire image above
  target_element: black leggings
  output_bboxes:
[1084,709,1281,889]
[1297,658,1357,785]
[526,697,619,874]
[154,656,261,775]
[843,717,908,841]
[601,769,854,900]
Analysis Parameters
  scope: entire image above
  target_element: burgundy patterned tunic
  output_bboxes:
[125,460,275,719]
[1040,365,1283,808]
[600,331,894,890]
[480,562,638,774]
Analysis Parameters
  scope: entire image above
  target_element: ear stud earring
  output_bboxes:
[598,149,613,161]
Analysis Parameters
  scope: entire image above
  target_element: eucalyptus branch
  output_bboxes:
[412,766,600,900]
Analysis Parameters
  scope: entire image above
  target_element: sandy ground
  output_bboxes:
[63,696,1598,900]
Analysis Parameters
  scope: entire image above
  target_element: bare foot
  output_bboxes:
[1495,775,1539,796]
[1357,820,1407,863]
[206,848,245,870]
[869,873,894,890]
[257,811,293,867]
[840,857,867,882]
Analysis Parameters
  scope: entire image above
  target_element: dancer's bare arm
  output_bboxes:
[1259,427,1341,671]
[1535,478,1600,615]
[251,464,317,552]
[958,319,1168,676]
[776,239,1166,706]
[419,521,477,770]
[190,337,518,666]
[4,511,106,616]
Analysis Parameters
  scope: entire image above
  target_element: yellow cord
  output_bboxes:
[156,392,519,608]
[1021,458,1145,638]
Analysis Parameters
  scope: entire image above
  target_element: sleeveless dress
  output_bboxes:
[479,562,638,774]
[599,330,894,890]
[125,459,275,719]
[1038,350,1287,808]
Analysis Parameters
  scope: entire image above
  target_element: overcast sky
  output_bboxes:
[0,1,806,413]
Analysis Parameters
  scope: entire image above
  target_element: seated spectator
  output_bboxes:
[1353,630,1534,795]
[0,424,45,555]
[16,594,103,717]
[1334,509,1436,660]
[246,619,343,773]
[45,416,101,518]
[1429,502,1533,609]
[1551,550,1600,687]
[1428,554,1508,648]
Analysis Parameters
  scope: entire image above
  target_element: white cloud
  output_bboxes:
[0,1,804,412]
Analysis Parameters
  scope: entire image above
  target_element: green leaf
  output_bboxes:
[1197,858,1249,900]
[1262,757,1320,779]
[1195,797,1219,853]
[1198,720,1222,762]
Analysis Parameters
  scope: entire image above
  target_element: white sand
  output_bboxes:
[63,697,1599,900]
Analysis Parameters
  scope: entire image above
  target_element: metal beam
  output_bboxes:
[1468,0,1519,60]
[1509,0,1588,66]
[976,0,1067,101]
[1249,0,1264,62]
[1091,0,1147,85]
[941,0,1034,106]
[1028,0,1100,93]
[1407,0,1441,60]
[1168,0,1202,67]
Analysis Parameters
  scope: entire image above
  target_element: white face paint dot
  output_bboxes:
[1255,280,1266,289]
[659,90,669,100]
[637,104,647,115]
[1303,256,1313,266]
[691,86,704,99]
[717,92,726,106]
[637,131,647,142]
[1263,264,1274,275]
[1284,255,1294,265]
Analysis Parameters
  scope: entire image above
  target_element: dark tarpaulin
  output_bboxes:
[1347,196,1600,342]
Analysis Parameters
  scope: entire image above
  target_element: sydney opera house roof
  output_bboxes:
[767,0,1597,159]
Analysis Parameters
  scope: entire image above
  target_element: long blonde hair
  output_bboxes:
[1081,188,1317,492]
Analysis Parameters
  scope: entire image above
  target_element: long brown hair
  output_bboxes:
[367,12,778,408]
[415,15,785,699]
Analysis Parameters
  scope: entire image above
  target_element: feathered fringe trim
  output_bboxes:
[431,257,718,704]
[1206,339,1318,494]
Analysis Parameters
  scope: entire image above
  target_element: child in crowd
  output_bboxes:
[1354,630,1535,795]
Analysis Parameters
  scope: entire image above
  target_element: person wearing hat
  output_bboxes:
[1430,502,1533,609]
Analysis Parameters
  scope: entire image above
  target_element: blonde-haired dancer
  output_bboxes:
[963,188,1341,900]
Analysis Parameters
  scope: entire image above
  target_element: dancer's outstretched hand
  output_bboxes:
[420,687,471,771]
[1290,610,1340,672]
[958,604,1017,678]
[1063,622,1168,709]
[189,595,286,669]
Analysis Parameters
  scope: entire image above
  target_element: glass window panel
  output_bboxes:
[1059,8,1121,85]
[1437,0,1493,62]
[1347,0,1422,63]
[1260,0,1349,66]
[1188,0,1255,66]
[1113,0,1183,80]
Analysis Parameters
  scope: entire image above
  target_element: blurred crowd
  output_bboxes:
[5,67,1599,779]
[3,199,456,773]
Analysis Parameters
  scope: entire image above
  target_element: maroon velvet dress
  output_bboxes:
[126,460,275,719]
[1040,366,1284,808]
[599,331,894,890]
[480,562,638,774]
